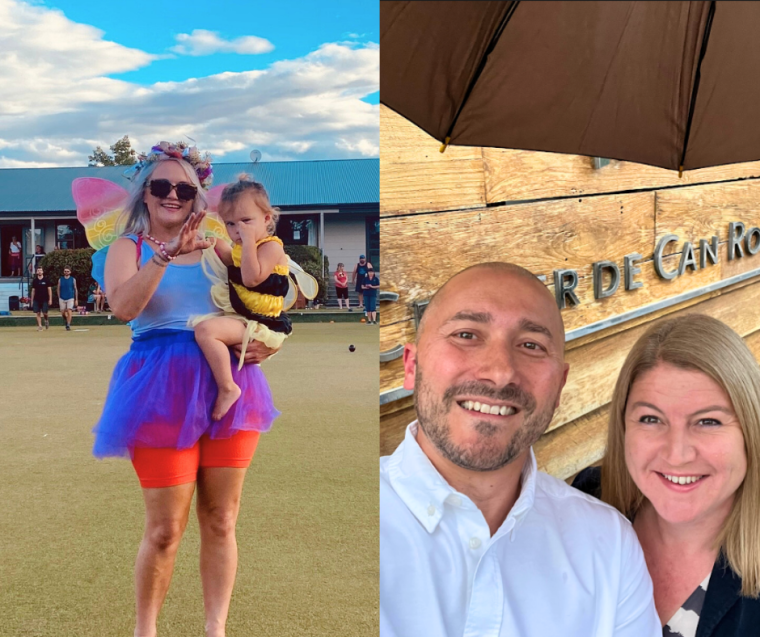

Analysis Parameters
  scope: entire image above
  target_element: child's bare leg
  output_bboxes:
[195,318,247,421]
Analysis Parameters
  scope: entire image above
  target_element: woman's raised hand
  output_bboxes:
[165,211,213,256]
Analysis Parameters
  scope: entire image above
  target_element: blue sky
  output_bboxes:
[39,0,379,94]
[0,0,379,166]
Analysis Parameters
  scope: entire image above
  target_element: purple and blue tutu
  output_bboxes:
[92,329,279,458]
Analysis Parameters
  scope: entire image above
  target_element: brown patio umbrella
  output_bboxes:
[381,1,760,172]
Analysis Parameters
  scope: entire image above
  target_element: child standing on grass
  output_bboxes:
[194,175,292,420]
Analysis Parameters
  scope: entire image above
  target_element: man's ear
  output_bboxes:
[554,362,570,409]
[403,343,417,391]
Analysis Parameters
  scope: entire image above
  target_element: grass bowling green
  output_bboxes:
[0,323,378,636]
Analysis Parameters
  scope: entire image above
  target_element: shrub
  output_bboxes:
[285,246,329,303]
[35,246,330,305]
[38,248,96,305]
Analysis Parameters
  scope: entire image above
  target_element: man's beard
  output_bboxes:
[414,367,558,472]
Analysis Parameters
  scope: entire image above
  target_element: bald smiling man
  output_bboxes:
[380,263,660,637]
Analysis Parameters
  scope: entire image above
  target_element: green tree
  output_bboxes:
[88,146,115,166]
[88,136,137,166]
[111,136,137,165]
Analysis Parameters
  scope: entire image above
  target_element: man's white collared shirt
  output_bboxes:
[380,423,660,637]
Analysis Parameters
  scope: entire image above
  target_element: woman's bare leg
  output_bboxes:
[134,482,196,637]
[196,467,248,637]
[195,318,248,420]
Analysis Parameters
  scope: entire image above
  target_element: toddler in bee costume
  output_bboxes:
[193,175,293,420]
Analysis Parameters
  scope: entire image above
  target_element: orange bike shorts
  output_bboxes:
[131,430,260,488]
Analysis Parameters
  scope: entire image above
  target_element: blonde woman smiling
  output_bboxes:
[573,314,760,637]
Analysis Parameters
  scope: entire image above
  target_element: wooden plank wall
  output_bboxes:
[380,104,760,479]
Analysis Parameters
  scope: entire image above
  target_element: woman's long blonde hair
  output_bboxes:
[602,313,760,597]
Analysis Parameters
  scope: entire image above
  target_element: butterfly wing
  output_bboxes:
[200,184,231,243]
[72,178,129,250]
[205,184,226,213]
[200,213,229,243]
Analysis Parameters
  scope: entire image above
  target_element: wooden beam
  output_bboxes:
[484,149,760,204]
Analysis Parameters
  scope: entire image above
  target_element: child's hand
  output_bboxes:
[237,221,258,243]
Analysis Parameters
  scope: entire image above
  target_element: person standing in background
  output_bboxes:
[57,265,77,331]
[31,266,52,331]
[9,236,22,277]
[334,263,351,310]
[28,245,46,273]
[352,254,372,312]
[362,267,379,324]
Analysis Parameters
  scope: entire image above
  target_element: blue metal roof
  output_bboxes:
[0,158,378,212]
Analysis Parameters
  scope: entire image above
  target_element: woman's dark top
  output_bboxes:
[363,275,379,297]
[572,467,760,637]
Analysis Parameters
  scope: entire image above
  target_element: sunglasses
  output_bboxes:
[148,179,198,202]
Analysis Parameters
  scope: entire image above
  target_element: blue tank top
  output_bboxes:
[59,276,75,300]
[126,236,218,336]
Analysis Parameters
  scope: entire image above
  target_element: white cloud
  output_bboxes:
[0,1,379,167]
[336,137,379,157]
[277,140,315,154]
[171,29,274,56]
[0,157,60,168]
[0,0,155,116]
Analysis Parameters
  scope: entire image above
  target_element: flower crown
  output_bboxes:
[132,141,213,190]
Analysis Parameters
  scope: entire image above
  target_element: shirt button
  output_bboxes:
[446,495,462,507]
[427,505,436,516]
[469,537,481,550]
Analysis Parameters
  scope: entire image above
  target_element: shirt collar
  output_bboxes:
[387,421,538,537]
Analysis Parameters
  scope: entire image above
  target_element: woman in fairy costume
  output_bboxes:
[91,142,279,637]
[194,174,292,421]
